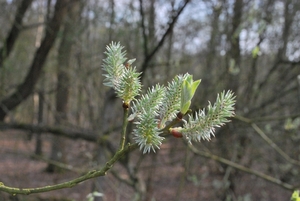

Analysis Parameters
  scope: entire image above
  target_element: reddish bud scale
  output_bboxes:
[122,102,129,109]
[171,129,183,138]
[176,112,183,120]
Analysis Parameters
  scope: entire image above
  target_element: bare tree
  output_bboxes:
[0,0,70,121]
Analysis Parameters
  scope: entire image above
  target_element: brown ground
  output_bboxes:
[0,130,291,201]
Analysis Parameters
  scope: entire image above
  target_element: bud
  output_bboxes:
[170,127,183,138]
[180,74,201,114]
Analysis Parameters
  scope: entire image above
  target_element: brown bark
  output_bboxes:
[0,0,69,121]
[0,0,33,69]
[46,0,82,173]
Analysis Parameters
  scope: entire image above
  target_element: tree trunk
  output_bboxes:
[0,0,69,121]
[35,91,44,155]
[46,0,82,172]
[226,0,242,92]
[202,1,223,97]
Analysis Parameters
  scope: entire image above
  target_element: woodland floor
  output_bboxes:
[0,130,291,201]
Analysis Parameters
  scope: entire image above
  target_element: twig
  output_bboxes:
[0,100,135,195]
[119,106,129,150]
[235,115,300,167]
[0,143,138,195]
[188,144,295,191]
[251,123,300,167]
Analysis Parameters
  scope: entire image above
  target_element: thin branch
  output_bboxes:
[235,115,300,166]
[140,0,190,79]
[188,144,295,191]
[120,106,129,150]
[0,143,138,195]
[251,123,300,167]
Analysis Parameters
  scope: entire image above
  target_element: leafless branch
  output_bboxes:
[140,0,191,79]
[188,144,295,191]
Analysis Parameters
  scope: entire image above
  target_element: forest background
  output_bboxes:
[0,0,300,200]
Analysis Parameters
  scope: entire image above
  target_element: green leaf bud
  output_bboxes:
[180,74,201,114]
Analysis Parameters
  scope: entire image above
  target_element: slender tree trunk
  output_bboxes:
[35,91,44,155]
[46,0,82,172]
[202,1,223,97]
[33,0,48,156]
[226,0,242,92]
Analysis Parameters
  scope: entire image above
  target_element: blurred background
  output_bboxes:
[0,0,300,200]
